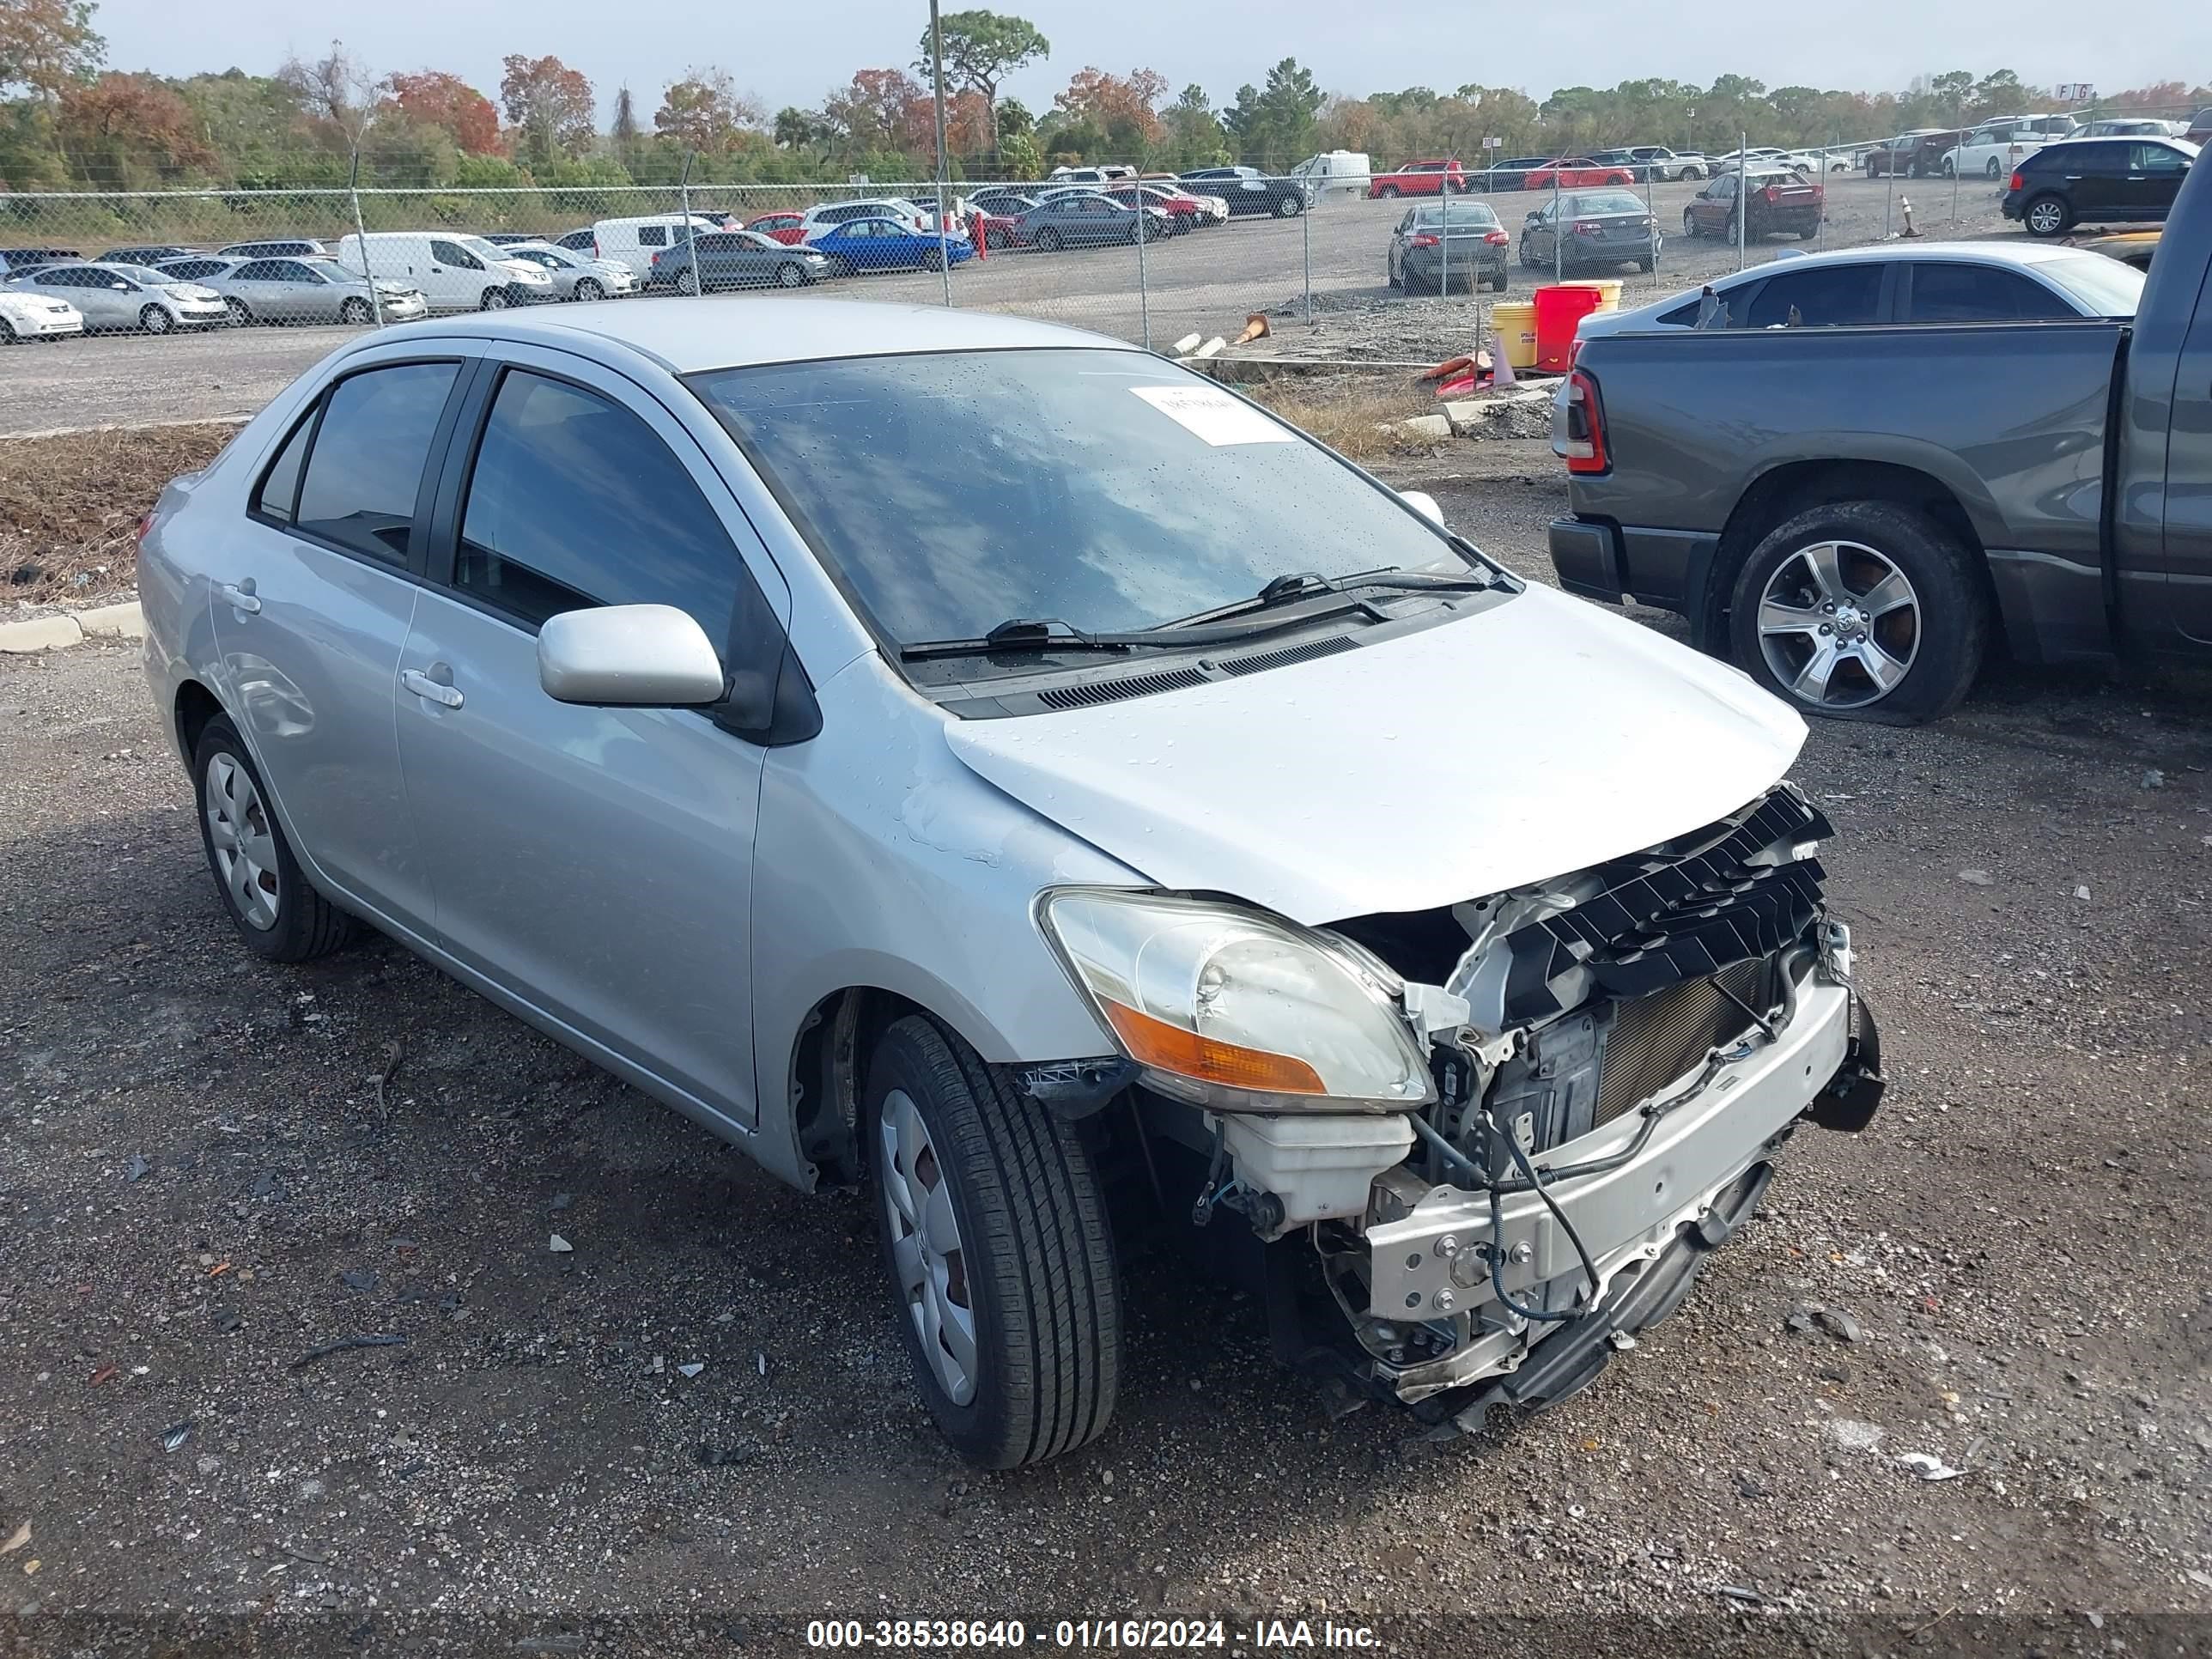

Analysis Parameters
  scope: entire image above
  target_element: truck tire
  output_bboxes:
[1728,501,1985,725]
[864,1013,1121,1468]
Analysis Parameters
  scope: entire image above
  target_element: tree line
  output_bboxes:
[2,0,2203,194]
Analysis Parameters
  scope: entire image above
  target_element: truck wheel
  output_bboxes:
[1729,501,1985,725]
[2023,194,2071,237]
[863,1013,1121,1468]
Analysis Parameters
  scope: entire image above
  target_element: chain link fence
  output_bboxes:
[0,147,2036,351]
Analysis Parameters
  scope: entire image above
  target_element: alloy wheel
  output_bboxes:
[777,263,804,287]
[224,297,251,326]
[204,751,281,931]
[878,1087,977,1405]
[2027,198,2066,235]
[1756,538,1921,710]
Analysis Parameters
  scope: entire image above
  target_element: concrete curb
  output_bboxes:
[0,600,145,655]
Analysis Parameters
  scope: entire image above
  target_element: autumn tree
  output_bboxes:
[823,67,927,157]
[381,70,501,155]
[915,9,1046,153]
[57,70,212,182]
[654,66,762,155]
[0,0,102,102]
[1049,67,1166,148]
[278,40,377,151]
[500,52,595,163]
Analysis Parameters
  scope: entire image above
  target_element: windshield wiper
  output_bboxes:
[899,592,1407,662]
[1155,563,1498,631]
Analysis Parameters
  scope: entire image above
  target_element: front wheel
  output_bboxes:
[1984,158,2002,179]
[0,316,15,344]
[676,267,701,295]
[1035,227,1062,252]
[1683,166,1705,179]
[574,277,605,301]
[922,246,946,270]
[193,716,357,961]
[140,305,173,335]
[1728,501,1985,725]
[1682,209,1700,238]
[775,262,805,288]
[1377,184,1400,199]
[1487,270,1508,292]
[864,1014,1121,1469]
[986,227,1010,249]
[2023,193,2070,237]
[480,286,510,310]
[1274,193,1302,216]
[338,296,372,325]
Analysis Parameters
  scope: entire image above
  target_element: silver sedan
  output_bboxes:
[3,262,227,333]
[491,241,635,301]
[159,256,428,327]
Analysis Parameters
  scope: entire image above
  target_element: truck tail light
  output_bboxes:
[1553,368,1608,475]
[2008,170,2023,191]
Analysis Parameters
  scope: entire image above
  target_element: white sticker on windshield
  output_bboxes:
[1129,384,1295,447]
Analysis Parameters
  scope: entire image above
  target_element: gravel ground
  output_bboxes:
[0,175,2014,437]
[2,447,2209,1658]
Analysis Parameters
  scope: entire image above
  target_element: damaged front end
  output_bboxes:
[1043,784,1885,1429]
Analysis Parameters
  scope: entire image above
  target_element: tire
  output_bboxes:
[1519,237,1537,269]
[830,256,854,277]
[1273,193,1301,217]
[1036,227,1062,252]
[1724,211,1741,244]
[338,296,372,325]
[775,262,805,288]
[1637,257,1654,273]
[1378,185,1401,199]
[223,297,252,327]
[863,1013,1120,1469]
[1487,270,1508,292]
[140,305,172,335]
[1907,161,1923,179]
[1682,209,1699,238]
[1727,501,1985,725]
[0,317,15,344]
[1940,157,1955,179]
[1388,258,1402,292]
[676,267,701,295]
[574,277,605,301]
[192,716,357,962]
[923,246,946,270]
[986,227,1010,249]
[480,286,510,310]
[2023,193,2070,237]
[1984,158,2002,179]
[1683,166,1705,179]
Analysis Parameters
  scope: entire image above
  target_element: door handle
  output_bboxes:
[401,667,464,709]
[218,580,259,615]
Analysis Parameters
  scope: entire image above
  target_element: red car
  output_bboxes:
[1368,159,1466,198]
[1105,184,1205,232]
[1522,157,1637,191]
[747,211,808,246]
[969,209,1024,249]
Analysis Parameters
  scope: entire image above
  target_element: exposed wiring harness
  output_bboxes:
[1484,1119,1603,1324]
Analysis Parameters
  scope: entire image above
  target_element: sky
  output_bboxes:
[86,0,2212,125]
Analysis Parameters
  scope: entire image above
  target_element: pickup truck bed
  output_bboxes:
[1549,158,2212,722]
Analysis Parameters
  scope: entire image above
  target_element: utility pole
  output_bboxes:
[928,0,953,305]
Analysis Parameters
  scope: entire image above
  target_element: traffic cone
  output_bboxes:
[1490,331,1516,388]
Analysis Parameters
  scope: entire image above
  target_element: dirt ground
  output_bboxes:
[1,424,234,610]
[2,443,2209,1658]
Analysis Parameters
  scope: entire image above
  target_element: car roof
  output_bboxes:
[362,297,1131,375]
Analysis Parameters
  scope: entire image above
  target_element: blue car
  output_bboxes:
[808,216,975,276]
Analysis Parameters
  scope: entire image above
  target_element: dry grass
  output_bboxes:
[1241,376,1450,465]
[2,423,235,610]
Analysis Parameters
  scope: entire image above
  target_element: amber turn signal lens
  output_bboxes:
[1100,999,1327,1096]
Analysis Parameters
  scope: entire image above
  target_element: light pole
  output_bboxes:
[928,0,952,305]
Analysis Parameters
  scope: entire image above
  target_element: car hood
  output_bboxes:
[943,584,1808,925]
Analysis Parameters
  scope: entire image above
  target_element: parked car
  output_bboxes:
[0,246,82,276]
[1864,131,1941,176]
[1573,244,2143,345]
[1547,149,2212,724]
[1368,159,1467,198]
[746,211,809,246]
[97,245,203,266]
[588,215,731,280]
[480,233,552,246]
[2189,108,2212,146]
[179,256,430,326]
[1387,200,1510,292]
[495,241,636,301]
[551,228,599,252]
[1176,166,1310,216]
[2075,118,2183,138]
[1680,167,1824,240]
[333,233,556,312]
[1518,187,1661,275]
[1474,155,1552,190]
[798,199,935,242]
[648,229,835,292]
[216,240,331,260]
[1895,130,1970,179]
[808,217,975,274]
[3,261,226,334]
[1587,149,1655,182]
[0,286,83,343]
[139,296,1885,1470]
[1046,163,1136,184]
[964,185,1042,216]
[2075,228,2161,270]
[1009,195,1170,251]
[1522,156,1638,191]
[1941,118,2075,180]
[1626,146,1706,180]
[2004,137,2197,234]
[1103,183,1206,232]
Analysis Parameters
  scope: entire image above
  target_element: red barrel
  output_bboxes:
[1533,283,1607,374]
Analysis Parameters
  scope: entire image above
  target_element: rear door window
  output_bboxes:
[2134,143,2189,176]
[639,225,667,246]
[1906,263,2076,322]
[252,404,318,524]
[292,362,459,566]
[1742,264,1884,328]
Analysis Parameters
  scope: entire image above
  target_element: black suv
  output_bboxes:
[1176,166,1310,217]
[2004,137,2197,236]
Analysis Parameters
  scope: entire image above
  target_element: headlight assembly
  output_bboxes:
[1036,889,1434,1112]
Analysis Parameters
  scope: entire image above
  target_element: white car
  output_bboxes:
[0,285,84,343]
[1942,116,2077,180]
[799,199,934,242]
[495,241,636,301]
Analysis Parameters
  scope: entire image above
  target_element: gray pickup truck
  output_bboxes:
[1547,156,2211,722]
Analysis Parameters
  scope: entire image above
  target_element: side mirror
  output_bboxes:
[1400,489,1446,526]
[538,604,726,707]
[1525,210,1541,222]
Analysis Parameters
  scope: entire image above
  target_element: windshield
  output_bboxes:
[2039,253,2147,316]
[457,235,509,263]
[101,264,173,284]
[690,349,1472,649]
[1565,190,1648,216]
[1416,203,1500,227]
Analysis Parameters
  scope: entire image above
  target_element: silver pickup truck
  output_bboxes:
[1548,152,2211,722]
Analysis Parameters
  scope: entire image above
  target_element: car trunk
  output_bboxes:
[1571,211,1654,246]
[1419,224,1504,258]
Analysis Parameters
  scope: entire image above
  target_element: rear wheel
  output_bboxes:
[193,716,357,962]
[1487,270,1508,293]
[1378,184,1401,199]
[676,267,701,295]
[986,227,1010,249]
[1036,227,1062,252]
[140,305,172,335]
[1728,501,1985,725]
[338,296,372,325]
[864,1014,1120,1469]
[1984,157,2002,179]
[2024,193,2070,237]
